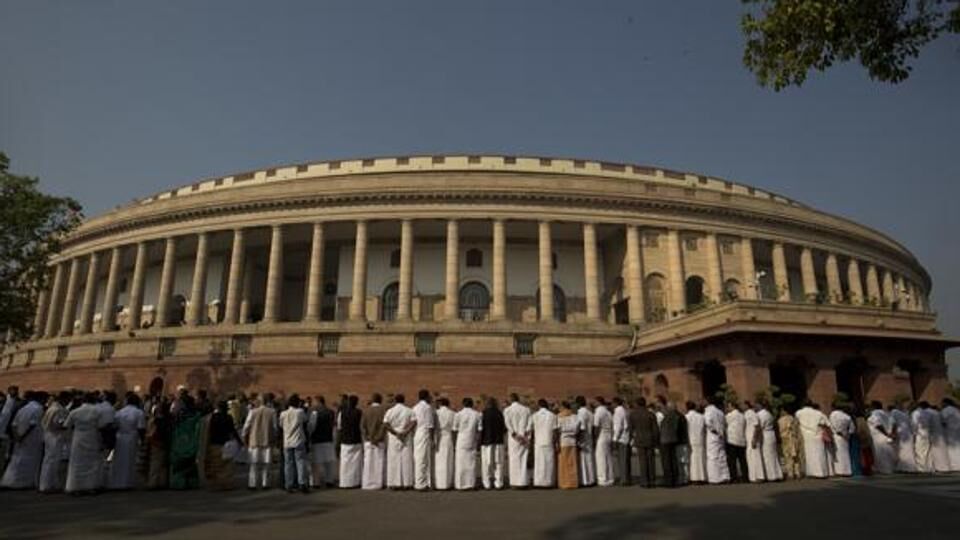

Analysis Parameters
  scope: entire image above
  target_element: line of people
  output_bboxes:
[1,384,959,494]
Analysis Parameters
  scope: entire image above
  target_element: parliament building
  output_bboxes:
[1,155,954,406]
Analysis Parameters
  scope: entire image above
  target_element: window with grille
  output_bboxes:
[721,240,735,255]
[231,334,252,359]
[381,282,399,321]
[98,341,115,362]
[55,345,69,364]
[684,237,698,251]
[415,333,437,357]
[459,281,490,321]
[318,334,340,357]
[157,337,176,360]
[515,334,536,357]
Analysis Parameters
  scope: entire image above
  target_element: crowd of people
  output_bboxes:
[0,384,958,494]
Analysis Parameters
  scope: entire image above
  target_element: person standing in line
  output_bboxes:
[145,396,172,489]
[65,392,110,494]
[279,394,310,493]
[411,389,436,491]
[574,396,595,487]
[686,401,707,484]
[756,400,783,481]
[795,402,832,479]
[531,399,558,488]
[0,391,44,489]
[867,401,896,474]
[927,403,951,473]
[743,401,765,483]
[453,397,482,490]
[912,402,933,473]
[853,407,874,475]
[360,393,387,490]
[0,386,20,475]
[480,397,507,490]
[503,393,532,488]
[891,401,917,473]
[243,394,278,489]
[338,395,364,488]
[827,403,852,477]
[612,397,631,486]
[941,398,960,471]
[206,400,242,490]
[629,397,659,488]
[724,400,748,483]
[593,397,615,487]
[778,408,803,480]
[557,401,580,490]
[308,396,337,488]
[383,393,416,490]
[657,398,683,488]
[108,393,146,490]
[704,396,731,484]
[39,391,71,493]
[434,398,456,490]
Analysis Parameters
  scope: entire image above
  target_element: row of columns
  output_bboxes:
[30,220,929,339]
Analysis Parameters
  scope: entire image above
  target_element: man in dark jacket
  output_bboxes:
[658,397,683,487]
[480,397,507,489]
[629,397,660,488]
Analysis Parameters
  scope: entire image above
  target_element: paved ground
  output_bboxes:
[1,474,958,540]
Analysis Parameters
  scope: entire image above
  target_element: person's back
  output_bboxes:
[630,407,659,448]
[481,404,506,446]
[361,402,386,444]
[660,408,681,445]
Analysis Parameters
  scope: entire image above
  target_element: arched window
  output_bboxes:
[465,248,483,268]
[458,281,490,321]
[380,282,399,321]
[685,276,705,311]
[536,284,567,322]
[389,249,401,268]
[644,273,667,322]
[723,278,741,302]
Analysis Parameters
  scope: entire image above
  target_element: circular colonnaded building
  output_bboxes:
[2,155,955,406]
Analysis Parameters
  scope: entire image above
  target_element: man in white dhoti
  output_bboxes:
[868,401,896,474]
[796,402,832,478]
[383,393,416,489]
[725,402,748,483]
[593,397,615,487]
[685,401,707,483]
[361,393,387,490]
[743,401,765,482]
[434,398,456,490]
[891,403,917,473]
[242,395,278,489]
[756,401,783,481]
[479,397,506,490]
[96,391,118,486]
[0,386,20,475]
[532,399,558,488]
[338,395,364,488]
[108,393,146,490]
[0,391,44,489]
[612,397,631,486]
[453,397,482,490]
[829,404,855,477]
[703,397,730,484]
[927,403,951,472]
[411,389,436,491]
[940,398,960,471]
[39,391,71,493]
[575,396,596,487]
[912,403,932,473]
[65,392,110,494]
[503,393,532,488]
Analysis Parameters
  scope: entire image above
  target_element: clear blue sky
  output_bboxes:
[1,1,957,377]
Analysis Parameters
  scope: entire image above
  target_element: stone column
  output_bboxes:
[906,282,918,311]
[349,221,368,321]
[43,263,67,338]
[666,229,685,318]
[772,242,790,302]
[800,246,817,299]
[895,275,908,309]
[865,263,881,304]
[99,247,122,332]
[624,225,644,324]
[59,258,82,337]
[825,253,842,303]
[262,225,284,323]
[397,219,414,320]
[847,259,864,305]
[77,252,100,335]
[538,221,554,321]
[155,237,178,327]
[808,366,839,409]
[444,219,460,321]
[127,242,148,330]
[705,233,723,303]
[582,222,601,321]
[740,237,757,300]
[881,269,895,305]
[32,287,49,340]
[304,223,325,322]
[490,219,507,321]
[186,232,210,326]
[224,229,245,325]
[239,259,254,324]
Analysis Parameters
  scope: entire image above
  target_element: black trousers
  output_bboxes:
[660,443,678,487]
[726,443,748,482]
[636,446,657,488]
[614,442,632,486]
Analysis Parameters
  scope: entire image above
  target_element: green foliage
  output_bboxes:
[741,0,960,90]
[831,391,852,409]
[756,385,797,416]
[0,153,82,340]
[715,383,740,406]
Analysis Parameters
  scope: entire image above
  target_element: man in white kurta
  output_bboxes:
[575,397,596,487]
[39,392,71,493]
[0,386,19,475]
[868,403,896,474]
[756,404,783,481]
[411,391,436,490]
[434,398,456,490]
[532,400,558,488]
[503,394,532,488]
[108,395,146,489]
[0,392,44,489]
[796,404,832,478]
[383,395,416,489]
[928,404,951,472]
[743,404,765,482]
[65,394,110,493]
[685,402,707,483]
[703,400,730,483]
[941,399,960,471]
[891,404,917,473]
[453,398,481,490]
[612,398,631,486]
[912,404,933,473]
[829,406,855,476]
[593,398,615,487]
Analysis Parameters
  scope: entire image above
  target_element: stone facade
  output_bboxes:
[0,155,953,407]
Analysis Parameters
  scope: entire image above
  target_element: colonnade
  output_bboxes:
[30,219,928,340]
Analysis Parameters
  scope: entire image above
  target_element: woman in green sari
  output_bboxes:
[169,396,204,489]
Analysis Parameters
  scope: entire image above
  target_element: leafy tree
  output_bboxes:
[0,153,82,342]
[741,0,960,90]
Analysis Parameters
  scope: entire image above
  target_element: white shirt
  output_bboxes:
[577,407,594,442]
[383,403,416,435]
[453,408,481,450]
[279,407,308,449]
[436,406,455,433]
[613,405,630,444]
[686,410,705,443]
[593,405,613,436]
[115,405,146,434]
[503,401,532,436]
[97,401,116,426]
[704,405,726,440]
[558,413,580,448]
[795,407,829,437]
[726,409,746,447]
[412,400,436,433]
[532,408,558,448]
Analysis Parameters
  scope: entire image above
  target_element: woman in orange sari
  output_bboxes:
[557,402,581,489]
